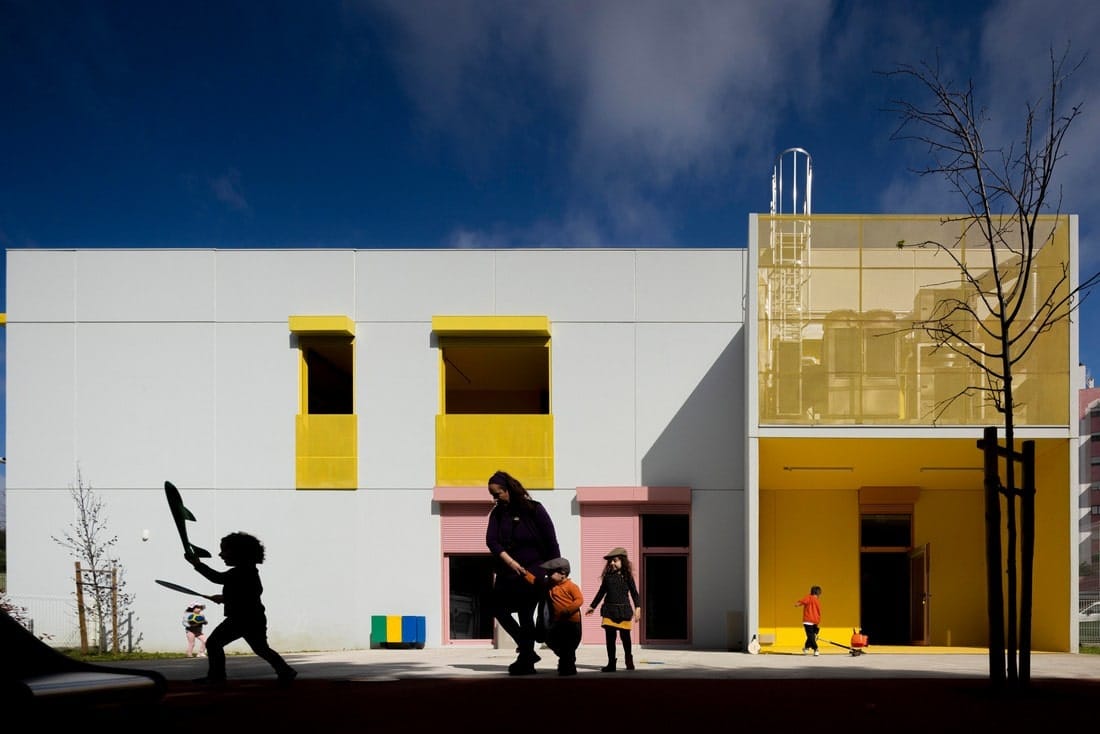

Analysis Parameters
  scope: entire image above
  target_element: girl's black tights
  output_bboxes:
[604,627,631,658]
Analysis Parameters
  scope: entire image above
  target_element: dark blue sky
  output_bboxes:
[2,0,1099,492]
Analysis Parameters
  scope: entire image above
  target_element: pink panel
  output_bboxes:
[435,487,493,553]
[580,507,639,646]
[433,486,492,503]
[576,486,690,505]
[440,503,492,553]
[439,500,493,645]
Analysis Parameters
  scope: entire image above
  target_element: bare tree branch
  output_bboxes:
[883,44,1094,688]
[51,468,142,652]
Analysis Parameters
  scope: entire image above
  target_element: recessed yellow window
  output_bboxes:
[432,316,554,488]
[289,315,357,490]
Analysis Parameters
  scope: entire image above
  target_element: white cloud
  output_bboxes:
[445,211,607,249]
[875,1,1100,232]
[210,169,250,212]
[364,0,831,242]
[371,0,831,172]
[980,1,1100,221]
[362,0,1100,255]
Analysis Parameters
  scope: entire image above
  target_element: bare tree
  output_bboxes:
[51,468,140,652]
[885,47,1099,687]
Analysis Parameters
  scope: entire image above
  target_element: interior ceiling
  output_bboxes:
[759,437,1063,491]
[445,346,547,390]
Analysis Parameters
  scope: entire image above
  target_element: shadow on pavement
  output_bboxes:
[40,676,1100,733]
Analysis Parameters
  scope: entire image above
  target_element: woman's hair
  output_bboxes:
[602,553,635,580]
[221,531,266,564]
[488,470,535,511]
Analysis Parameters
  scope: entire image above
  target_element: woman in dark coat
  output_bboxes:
[485,470,560,675]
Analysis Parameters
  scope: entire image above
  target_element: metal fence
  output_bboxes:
[1081,593,1100,647]
[8,593,82,647]
[6,593,135,651]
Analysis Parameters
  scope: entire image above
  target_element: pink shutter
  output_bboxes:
[441,504,492,553]
[581,508,639,644]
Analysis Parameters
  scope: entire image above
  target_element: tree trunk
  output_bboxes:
[982,426,1006,686]
[1020,440,1036,683]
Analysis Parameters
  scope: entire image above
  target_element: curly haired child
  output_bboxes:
[585,547,641,672]
[186,531,297,684]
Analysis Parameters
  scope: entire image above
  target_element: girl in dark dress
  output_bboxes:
[586,547,642,672]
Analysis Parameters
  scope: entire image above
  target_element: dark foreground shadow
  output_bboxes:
[57,676,1100,734]
[0,609,166,717]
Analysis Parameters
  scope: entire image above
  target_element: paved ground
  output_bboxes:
[37,645,1100,733]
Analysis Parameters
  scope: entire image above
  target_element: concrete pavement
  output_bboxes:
[118,643,1100,682]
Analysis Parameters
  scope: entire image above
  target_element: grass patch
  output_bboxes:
[58,648,190,662]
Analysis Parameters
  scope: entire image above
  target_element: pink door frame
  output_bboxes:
[577,486,691,646]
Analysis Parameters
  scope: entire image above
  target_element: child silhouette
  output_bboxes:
[185,531,297,684]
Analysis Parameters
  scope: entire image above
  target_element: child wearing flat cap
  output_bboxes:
[585,547,641,672]
[525,557,584,676]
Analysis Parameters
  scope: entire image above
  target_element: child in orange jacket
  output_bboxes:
[523,557,584,676]
[795,585,822,656]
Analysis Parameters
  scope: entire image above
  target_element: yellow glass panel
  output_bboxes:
[757,214,1071,426]
[296,414,357,489]
[435,414,554,488]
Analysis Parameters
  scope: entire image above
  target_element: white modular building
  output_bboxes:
[5,247,748,652]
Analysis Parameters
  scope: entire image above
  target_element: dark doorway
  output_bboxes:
[642,555,688,641]
[640,514,690,643]
[859,552,910,644]
[448,555,495,640]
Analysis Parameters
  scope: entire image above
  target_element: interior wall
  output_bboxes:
[759,487,860,647]
[914,488,986,646]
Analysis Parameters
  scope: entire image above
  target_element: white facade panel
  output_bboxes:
[6,324,76,488]
[636,249,744,323]
[210,489,370,650]
[6,247,751,652]
[538,491,580,585]
[635,322,744,489]
[551,323,639,487]
[691,488,745,649]
[358,489,442,646]
[358,323,439,489]
[6,488,95,637]
[112,488,200,649]
[356,250,497,321]
[215,250,357,322]
[74,250,216,322]
[494,250,637,322]
[215,323,299,489]
[73,323,216,488]
[7,249,76,321]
